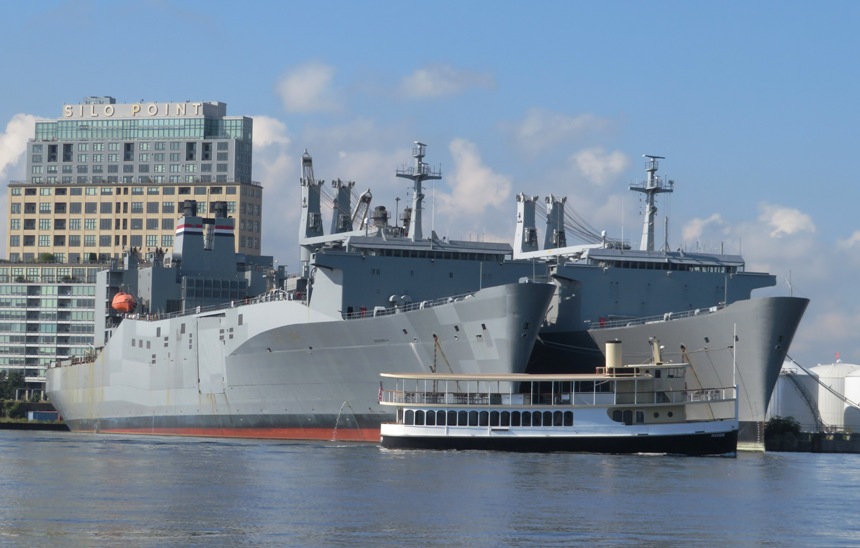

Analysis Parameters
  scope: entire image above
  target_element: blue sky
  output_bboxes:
[1,1,858,368]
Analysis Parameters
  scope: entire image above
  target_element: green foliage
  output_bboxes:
[0,370,25,400]
[765,415,802,436]
[3,400,25,419]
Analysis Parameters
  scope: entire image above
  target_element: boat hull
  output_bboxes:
[588,296,809,443]
[46,282,555,441]
[381,424,737,456]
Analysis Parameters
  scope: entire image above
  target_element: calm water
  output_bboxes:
[1,430,857,547]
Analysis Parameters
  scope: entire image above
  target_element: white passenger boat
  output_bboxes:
[379,341,738,455]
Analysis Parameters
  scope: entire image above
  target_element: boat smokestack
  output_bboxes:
[605,340,622,369]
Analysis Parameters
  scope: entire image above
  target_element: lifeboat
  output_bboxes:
[111,291,137,313]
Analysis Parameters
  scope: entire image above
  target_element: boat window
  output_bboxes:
[612,410,622,422]
[623,410,633,425]
[501,411,510,427]
[533,411,542,427]
[544,411,553,427]
[415,410,425,426]
[553,411,563,426]
[490,411,500,426]
[564,411,573,426]
[521,411,531,427]
[405,410,414,425]
[468,411,478,426]
[436,411,446,426]
[511,412,521,427]
[458,411,467,426]
[446,410,456,426]
[479,411,489,427]
[426,410,435,426]
[636,411,644,424]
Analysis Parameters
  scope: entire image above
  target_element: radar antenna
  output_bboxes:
[629,155,674,252]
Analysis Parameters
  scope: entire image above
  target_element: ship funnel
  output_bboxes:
[605,340,623,369]
[183,200,198,217]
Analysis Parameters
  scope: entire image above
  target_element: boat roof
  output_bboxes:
[344,234,512,255]
[581,248,745,267]
[380,367,682,383]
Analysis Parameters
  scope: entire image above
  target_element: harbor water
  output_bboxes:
[1,430,857,546]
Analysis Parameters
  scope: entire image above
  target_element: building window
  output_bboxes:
[84,235,96,247]
[39,202,51,213]
[99,235,111,246]
[146,235,158,247]
[69,235,80,247]
[131,202,143,213]
[130,235,142,247]
[131,219,143,230]
[124,143,134,161]
[100,219,111,230]
[39,219,51,230]
[146,218,158,230]
[100,202,112,214]
[161,218,174,230]
[85,203,97,214]
[84,219,97,230]
[162,201,175,213]
[146,202,159,214]
[161,235,173,247]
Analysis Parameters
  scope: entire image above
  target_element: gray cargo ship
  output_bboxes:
[47,145,805,445]
[45,171,555,440]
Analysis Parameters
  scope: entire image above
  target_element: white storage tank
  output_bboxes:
[810,361,860,430]
[768,361,820,431]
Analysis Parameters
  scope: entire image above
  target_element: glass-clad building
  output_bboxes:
[8,96,262,262]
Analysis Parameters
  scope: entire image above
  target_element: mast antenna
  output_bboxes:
[629,155,674,252]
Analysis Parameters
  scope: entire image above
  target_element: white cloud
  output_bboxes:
[252,115,291,148]
[571,148,629,186]
[837,230,860,250]
[758,203,816,237]
[276,62,340,113]
[510,108,612,156]
[437,139,511,219]
[398,65,495,99]
[681,213,725,243]
[0,113,37,180]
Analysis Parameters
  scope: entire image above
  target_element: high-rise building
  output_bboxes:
[2,96,262,396]
[7,96,263,262]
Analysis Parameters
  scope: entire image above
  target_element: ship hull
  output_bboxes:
[46,282,555,441]
[587,296,809,444]
[381,428,737,456]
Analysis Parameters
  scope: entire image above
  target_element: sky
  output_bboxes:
[0,1,858,369]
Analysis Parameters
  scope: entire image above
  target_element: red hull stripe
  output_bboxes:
[90,427,382,442]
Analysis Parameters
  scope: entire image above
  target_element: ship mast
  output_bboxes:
[299,149,324,277]
[629,155,673,252]
[395,142,441,241]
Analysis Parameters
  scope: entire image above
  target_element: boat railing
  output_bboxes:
[589,303,727,330]
[381,386,737,407]
[341,290,479,320]
[123,289,294,323]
